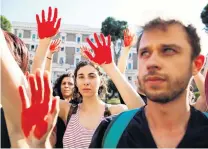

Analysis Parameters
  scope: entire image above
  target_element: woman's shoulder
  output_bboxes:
[59,99,71,121]
[108,104,128,115]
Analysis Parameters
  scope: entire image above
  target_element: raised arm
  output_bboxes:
[117,28,135,73]
[44,39,61,78]
[192,72,207,111]
[1,29,29,147]
[31,7,61,74]
[81,33,145,109]
[18,70,59,148]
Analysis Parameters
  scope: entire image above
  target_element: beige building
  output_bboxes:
[12,21,139,88]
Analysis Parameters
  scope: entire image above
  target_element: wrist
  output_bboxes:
[123,46,131,52]
[102,63,117,75]
[28,139,52,148]
[39,38,51,45]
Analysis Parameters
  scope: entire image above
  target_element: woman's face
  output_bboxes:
[60,76,74,99]
[76,65,101,98]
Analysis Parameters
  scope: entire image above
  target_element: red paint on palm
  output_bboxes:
[18,71,56,139]
[205,71,208,104]
[85,33,112,65]
[36,7,61,39]
[123,28,134,47]
[49,39,61,53]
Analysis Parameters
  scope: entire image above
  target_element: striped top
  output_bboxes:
[63,105,105,148]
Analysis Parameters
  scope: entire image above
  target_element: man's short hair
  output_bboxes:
[3,30,29,73]
[136,17,201,60]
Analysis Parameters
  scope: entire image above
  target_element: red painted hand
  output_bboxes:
[205,71,208,104]
[123,28,135,47]
[85,33,112,65]
[49,39,61,53]
[18,70,58,140]
[36,7,61,39]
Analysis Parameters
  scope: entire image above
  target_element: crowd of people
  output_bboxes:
[1,5,208,148]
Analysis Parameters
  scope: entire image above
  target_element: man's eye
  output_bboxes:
[140,50,149,57]
[163,48,175,54]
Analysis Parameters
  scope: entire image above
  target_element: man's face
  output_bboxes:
[138,24,193,104]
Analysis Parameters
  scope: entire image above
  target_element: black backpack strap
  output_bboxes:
[66,103,78,126]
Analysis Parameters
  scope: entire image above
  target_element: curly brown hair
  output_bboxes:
[72,61,108,102]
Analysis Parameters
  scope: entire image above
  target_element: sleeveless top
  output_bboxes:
[63,104,111,148]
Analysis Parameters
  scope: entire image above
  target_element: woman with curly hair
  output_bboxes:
[53,73,74,102]
[52,72,74,148]
[56,60,127,148]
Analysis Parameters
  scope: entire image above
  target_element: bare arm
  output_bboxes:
[193,72,207,111]
[82,33,145,109]
[44,51,53,80]
[117,28,135,73]
[44,39,61,79]
[117,48,131,73]
[1,29,29,148]
[102,63,145,109]
[32,6,61,74]
[31,38,51,74]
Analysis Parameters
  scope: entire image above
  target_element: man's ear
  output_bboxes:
[192,54,205,75]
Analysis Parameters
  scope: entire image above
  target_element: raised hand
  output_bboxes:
[205,71,208,104]
[84,33,112,65]
[123,28,135,48]
[36,7,61,39]
[49,39,61,53]
[18,70,59,144]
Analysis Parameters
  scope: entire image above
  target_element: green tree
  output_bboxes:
[101,17,128,64]
[1,15,12,32]
[201,3,208,32]
[106,79,124,104]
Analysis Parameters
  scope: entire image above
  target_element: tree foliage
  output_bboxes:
[106,79,125,104]
[201,3,208,32]
[101,17,128,64]
[1,15,12,32]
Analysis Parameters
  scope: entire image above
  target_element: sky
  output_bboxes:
[1,0,208,54]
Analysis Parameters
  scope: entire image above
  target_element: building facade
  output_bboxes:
[12,21,139,88]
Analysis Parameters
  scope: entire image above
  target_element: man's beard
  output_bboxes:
[138,70,192,104]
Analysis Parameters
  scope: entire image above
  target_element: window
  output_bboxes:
[117,42,121,47]
[25,44,30,50]
[32,34,36,40]
[14,29,18,35]
[18,33,22,38]
[128,76,132,81]
[82,34,89,42]
[128,63,132,70]
[23,30,31,38]
[31,45,35,51]
[66,33,76,41]
[129,53,132,59]
[29,60,33,65]
[61,47,65,51]
[77,37,81,43]
[76,58,80,65]
[62,36,65,41]
[59,57,64,65]
[76,48,80,53]
[91,38,94,42]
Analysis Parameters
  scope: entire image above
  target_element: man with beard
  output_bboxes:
[89,18,208,148]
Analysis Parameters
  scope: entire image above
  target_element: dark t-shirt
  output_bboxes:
[139,93,147,104]
[1,108,11,148]
[89,106,208,148]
